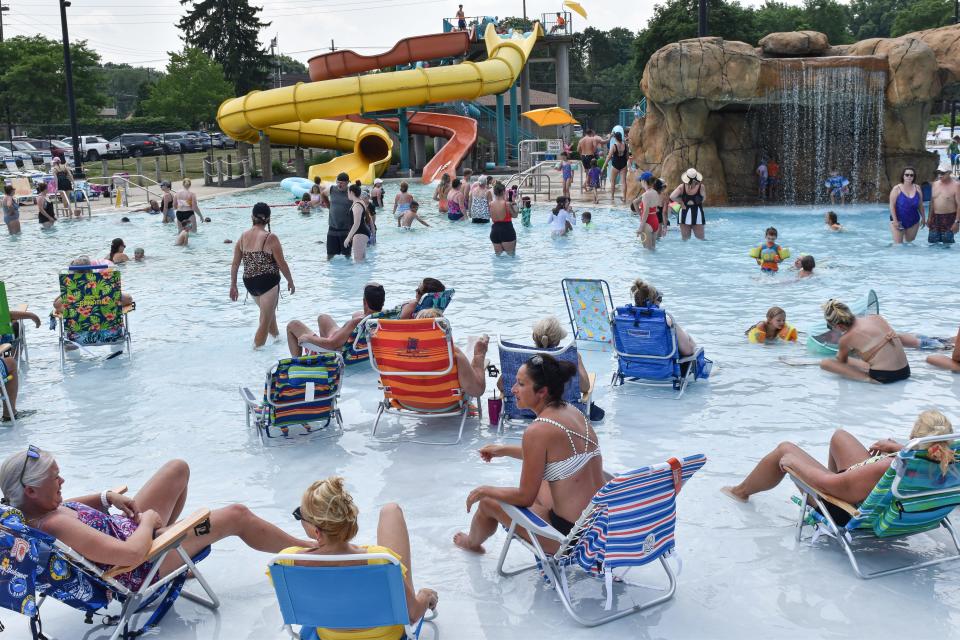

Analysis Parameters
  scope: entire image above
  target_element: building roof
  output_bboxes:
[475,88,598,110]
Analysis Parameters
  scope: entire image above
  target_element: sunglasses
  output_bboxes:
[18,445,40,487]
[292,506,303,521]
[904,173,915,178]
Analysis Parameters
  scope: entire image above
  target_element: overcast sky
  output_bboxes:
[3,0,791,70]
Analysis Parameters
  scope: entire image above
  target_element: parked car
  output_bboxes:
[210,132,237,149]
[60,135,123,161]
[111,133,164,157]
[153,135,181,154]
[16,137,73,163]
[161,132,203,153]
[183,131,212,151]
[1,140,45,165]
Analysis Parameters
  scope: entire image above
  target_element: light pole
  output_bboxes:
[0,3,13,144]
[698,0,708,37]
[59,0,83,177]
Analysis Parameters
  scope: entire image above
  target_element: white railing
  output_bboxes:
[503,160,555,202]
[86,174,162,207]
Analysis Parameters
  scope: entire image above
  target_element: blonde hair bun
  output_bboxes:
[910,410,956,476]
[300,476,359,543]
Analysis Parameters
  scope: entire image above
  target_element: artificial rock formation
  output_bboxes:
[628,24,960,204]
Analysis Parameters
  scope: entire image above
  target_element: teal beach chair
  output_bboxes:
[561,278,613,343]
[787,435,960,579]
[268,551,437,639]
[496,454,706,626]
[240,352,345,441]
[414,288,455,314]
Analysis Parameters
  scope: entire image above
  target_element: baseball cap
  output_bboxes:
[639,171,654,182]
[374,178,383,185]
[336,172,349,182]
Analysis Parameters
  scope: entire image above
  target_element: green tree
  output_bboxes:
[797,0,853,44]
[0,35,107,125]
[179,0,270,95]
[754,1,805,38]
[99,63,160,118]
[890,0,955,37]
[276,54,306,75]
[849,0,906,40]
[141,48,234,128]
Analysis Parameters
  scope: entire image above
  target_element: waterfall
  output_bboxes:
[755,62,886,204]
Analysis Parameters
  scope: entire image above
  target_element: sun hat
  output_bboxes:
[639,171,654,183]
[681,168,703,183]
[374,178,383,185]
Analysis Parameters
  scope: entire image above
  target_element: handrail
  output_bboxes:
[503,160,556,202]
[86,174,162,205]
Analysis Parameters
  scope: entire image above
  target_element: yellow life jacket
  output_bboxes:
[748,322,798,343]
[748,242,790,271]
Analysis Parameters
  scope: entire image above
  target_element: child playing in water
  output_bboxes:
[133,248,145,262]
[392,181,414,227]
[519,195,532,227]
[581,211,594,229]
[549,196,576,236]
[560,153,574,198]
[825,211,842,231]
[746,306,798,343]
[297,193,312,214]
[400,201,431,229]
[749,226,791,272]
[587,158,602,203]
[825,170,850,205]
[794,254,815,278]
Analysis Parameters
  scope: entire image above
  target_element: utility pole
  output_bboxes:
[59,0,83,177]
[330,39,335,52]
[698,0,708,37]
[0,2,14,143]
[270,36,279,88]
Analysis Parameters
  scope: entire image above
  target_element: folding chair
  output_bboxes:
[54,265,134,368]
[561,278,613,344]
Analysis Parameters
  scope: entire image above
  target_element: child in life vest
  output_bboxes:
[749,226,790,272]
[519,195,532,227]
[746,306,798,344]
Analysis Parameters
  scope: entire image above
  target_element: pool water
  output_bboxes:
[3,182,960,639]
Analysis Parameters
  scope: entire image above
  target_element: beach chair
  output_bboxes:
[786,435,960,579]
[300,308,402,365]
[240,352,345,441]
[610,304,711,397]
[414,288,455,314]
[495,454,707,627]
[0,499,218,640]
[3,160,22,176]
[54,266,134,368]
[20,158,42,174]
[366,317,481,445]
[0,281,28,367]
[267,550,436,640]
[496,338,595,434]
[806,289,879,355]
[11,176,36,205]
[561,278,613,344]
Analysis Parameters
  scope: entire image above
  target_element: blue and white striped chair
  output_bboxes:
[496,454,706,626]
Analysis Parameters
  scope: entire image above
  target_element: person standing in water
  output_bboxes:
[343,183,371,261]
[392,181,414,227]
[174,178,201,233]
[928,165,960,244]
[670,168,706,241]
[324,172,353,259]
[2,184,21,235]
[888,166,925,244]
[488,182,517,256]
[433,174,452,213]
[604,131,629,203]
[229,203,295,348]
[159,181,175,224]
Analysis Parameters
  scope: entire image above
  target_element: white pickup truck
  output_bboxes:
[61,135,123,161]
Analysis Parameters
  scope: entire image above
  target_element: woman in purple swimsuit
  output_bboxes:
[888,166,925,244]
[1,448,312,590]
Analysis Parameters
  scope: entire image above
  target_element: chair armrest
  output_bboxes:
[239,386,259,408]
[498,502,565,543]
[784,466,857,516]
[122,303,135,314]
[0,343,11,356]
[581,372,596,404]
[103,508,210,579]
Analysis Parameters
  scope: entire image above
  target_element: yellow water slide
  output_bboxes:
[216,23,543,184]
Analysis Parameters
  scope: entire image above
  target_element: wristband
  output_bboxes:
[100,490,110,511]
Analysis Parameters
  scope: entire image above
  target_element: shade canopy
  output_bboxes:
[563,0,588,19]
[521,106,579,127]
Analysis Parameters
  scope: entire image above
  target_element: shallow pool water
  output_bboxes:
[3,182,960,639]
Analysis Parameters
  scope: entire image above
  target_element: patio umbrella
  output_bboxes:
[521,107,579,127]
[563,0,588,19]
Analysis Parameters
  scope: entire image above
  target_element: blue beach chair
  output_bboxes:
[496,454,706,626]
[240,352,345,441]
[414,288,455,314]
[611,304,710,397]
[267,551,437,639]
[0,502,218,640]
[786,435,960,579]
[561,278,613,343]
[496,338,595,434]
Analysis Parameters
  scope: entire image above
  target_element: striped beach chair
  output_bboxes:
[54,266,133,368]
[241,352,345,441]
[496,338,595,434]
[414,288,455,314]
[561,278,613,343]
[496,454,706,626]
[787,435,960,579]
[366,317,480,445]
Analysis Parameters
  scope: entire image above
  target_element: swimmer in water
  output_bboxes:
[134,248,145,262]
[400,201,430,229]
[794,255,815,278]
[825,211,843,231]
[746,306,797,343]
[927,327,960,372]
[392,181,414,227]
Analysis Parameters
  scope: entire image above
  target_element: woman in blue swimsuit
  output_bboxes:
[888,166,925,244]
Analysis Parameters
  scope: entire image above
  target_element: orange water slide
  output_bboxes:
[308,30,472,81]
[348,112,477,183]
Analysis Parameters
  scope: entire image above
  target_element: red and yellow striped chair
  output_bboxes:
[365,317,480,445]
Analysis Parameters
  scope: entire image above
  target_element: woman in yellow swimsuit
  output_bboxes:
[272,477,437,640]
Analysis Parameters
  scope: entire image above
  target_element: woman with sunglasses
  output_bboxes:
[276,476,438,639]
[454,352,604,553]
[889,166,925,244]
[0,449,312,592]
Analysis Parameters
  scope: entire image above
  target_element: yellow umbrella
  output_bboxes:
[521,107,579,127]
[564,0,587,19]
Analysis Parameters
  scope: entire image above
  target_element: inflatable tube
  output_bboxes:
[806,290,879,355]
[280,177,315,199]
